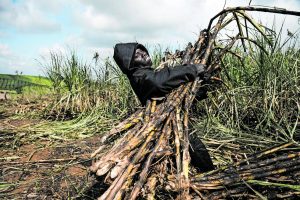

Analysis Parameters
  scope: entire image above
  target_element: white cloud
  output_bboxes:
[0,43,12,57]
[0,44,38,75]
[1,0,300,75]
[74,0,300,49]
[38,43,69,57]
[77,6,119,31]
[29,0,65,13]
[0,0,61,33]
[0,31,8,38]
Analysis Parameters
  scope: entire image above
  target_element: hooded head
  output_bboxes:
[113,42,151,75]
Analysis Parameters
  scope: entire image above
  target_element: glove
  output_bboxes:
[194,64,211,81]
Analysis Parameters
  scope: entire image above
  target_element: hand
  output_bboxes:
[194,64,211,81]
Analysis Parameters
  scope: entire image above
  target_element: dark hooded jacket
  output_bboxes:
[113,42,203,105]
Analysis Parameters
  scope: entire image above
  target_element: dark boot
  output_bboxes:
[189,133,214,172]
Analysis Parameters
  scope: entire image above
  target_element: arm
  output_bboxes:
[143,64,198,94]
[130,64,205,103]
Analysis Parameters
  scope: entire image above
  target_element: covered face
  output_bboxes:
[113,43,152,75]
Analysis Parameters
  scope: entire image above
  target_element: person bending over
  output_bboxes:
[113,42,214,172]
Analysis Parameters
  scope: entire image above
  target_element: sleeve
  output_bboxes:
[134,64,199,100]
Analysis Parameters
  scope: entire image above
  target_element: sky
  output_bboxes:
[0,0,299,75]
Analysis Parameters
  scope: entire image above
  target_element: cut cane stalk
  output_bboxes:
[129,117,172,200]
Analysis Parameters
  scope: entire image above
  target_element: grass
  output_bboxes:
[192,31,299,164]
[38,50,137,122]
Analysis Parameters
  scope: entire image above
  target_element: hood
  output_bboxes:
[113,42,149,75]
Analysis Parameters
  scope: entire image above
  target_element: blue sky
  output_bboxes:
[0,0,299,75]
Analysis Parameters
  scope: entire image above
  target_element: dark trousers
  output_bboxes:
[189,133,214,172]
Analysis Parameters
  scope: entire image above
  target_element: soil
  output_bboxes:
[0,101,106,199]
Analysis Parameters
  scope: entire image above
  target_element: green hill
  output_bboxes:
[0,74,51,86]
[0,74,51,93]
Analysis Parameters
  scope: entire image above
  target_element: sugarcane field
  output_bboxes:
[1,1,300,200]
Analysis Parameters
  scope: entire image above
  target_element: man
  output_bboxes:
[113,42,214,172]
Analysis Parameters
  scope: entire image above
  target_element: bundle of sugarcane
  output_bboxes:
[173,142,299,199]
[90,6,300,200]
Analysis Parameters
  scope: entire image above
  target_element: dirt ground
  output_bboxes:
[0,102,107,199]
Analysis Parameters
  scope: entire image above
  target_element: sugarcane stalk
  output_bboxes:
[172,117,181,174]
[238,151,300,171]
[180,95,192,199]
[93,123,157,172]
[93,87,187,175]
[154,147,173,158]
[113,164,140,200]
[100,109,144,144]
[233,12,246,52]
[188,14,226,106]
[129,117,172,200]
[192,157,300,189]
[90,123,143,172]
[144,100,152,122]
[99,141,153,200]
[191,30,208,62]
[207,6,300,32]
[209,179,300,199]
[104,122,166,200]
[207,185,251,200]
[193,142,295,181]
[172,13,227,199]
[150,100,156,115]
[92,87,180,164]
[194,151,300,183]
[90,145,106,158]
[91,117,143,159]
[91,119,143,158]
[241,142,294,163]
[202,160,300,189]
[109,122,143,152]
[241,158,300,180]
[145,174,158,200]
[110,148,138,179]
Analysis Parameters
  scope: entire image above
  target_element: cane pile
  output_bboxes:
[90,6,300,199]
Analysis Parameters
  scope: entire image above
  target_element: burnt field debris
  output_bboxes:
[1,6,300,200]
